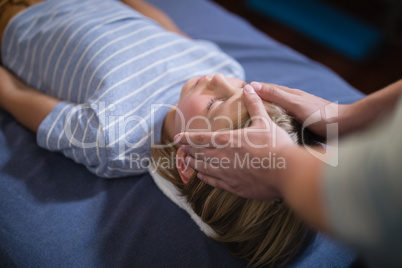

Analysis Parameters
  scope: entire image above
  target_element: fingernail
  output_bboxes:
[174,134,180,143]
[251,82,262,91]
[244,84,255,94]
[181,145,187,153]
[197,173,203,179]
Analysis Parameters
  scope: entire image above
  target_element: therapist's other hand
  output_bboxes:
[175,85,295,200]
[251,82,348,137]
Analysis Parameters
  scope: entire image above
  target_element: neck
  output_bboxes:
[161,106,176,143]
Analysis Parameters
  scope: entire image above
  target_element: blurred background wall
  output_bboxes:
[213,0,402,95]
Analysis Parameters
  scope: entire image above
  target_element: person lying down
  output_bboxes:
[0,0,317,266]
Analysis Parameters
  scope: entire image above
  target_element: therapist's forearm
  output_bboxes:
[276,146,330,234]
[340,79,402,135]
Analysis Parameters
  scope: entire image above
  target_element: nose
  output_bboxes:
[207,73,236,94]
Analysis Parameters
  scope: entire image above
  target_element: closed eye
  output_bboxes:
[206,81,246,111]
[206,97,220,111]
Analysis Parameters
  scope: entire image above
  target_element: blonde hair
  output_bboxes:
[151,103,315,267]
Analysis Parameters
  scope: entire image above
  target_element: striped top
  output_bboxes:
[2,0,244,178]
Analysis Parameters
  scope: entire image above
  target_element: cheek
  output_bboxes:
[179,77,198,99]
[174,96,209,134]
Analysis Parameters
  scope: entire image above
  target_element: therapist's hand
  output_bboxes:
[175,85,296,200]
[250,82,348,137]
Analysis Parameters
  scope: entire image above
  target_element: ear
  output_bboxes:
[176,147,195,184]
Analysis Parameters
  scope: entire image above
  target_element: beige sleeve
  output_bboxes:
[323,97,402,267]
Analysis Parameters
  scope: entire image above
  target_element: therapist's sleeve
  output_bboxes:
[323,97,402,268]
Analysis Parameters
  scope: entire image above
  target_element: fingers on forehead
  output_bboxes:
[243,92,271,127]
[278,85,304,95]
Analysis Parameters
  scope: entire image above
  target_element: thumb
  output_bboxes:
[242,84,272,129]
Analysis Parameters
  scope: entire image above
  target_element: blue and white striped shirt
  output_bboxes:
[2,0,244,178]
